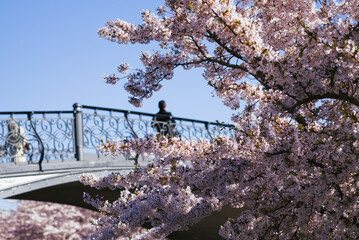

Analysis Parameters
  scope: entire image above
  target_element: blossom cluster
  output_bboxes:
[0,200,100,240]
[82,0,359,239]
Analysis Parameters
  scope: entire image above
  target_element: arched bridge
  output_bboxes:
[0,103,235,208]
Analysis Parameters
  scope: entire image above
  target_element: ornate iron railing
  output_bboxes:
[0,111,75,170]
[0,104,235,170]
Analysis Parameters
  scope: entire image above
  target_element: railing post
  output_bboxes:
[73,103,84,161]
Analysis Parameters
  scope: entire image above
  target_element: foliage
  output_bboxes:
[0,200,100,240]
[82,0,359,239]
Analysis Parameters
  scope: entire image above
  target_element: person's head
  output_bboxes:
[158,100,166,110]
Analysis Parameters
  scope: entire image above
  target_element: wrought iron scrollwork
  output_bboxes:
[0,113,75,164]
[82,113,132,151]
[81,107,235,146]
[0,104,234,169]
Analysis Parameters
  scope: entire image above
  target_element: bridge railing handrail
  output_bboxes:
[0,107,234,127]
[0,103,235,171]
[81,104,234,128]
[0,111,74,115]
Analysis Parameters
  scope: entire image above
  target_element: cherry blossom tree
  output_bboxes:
[81,0,359,239]
[0,200,100,240]
[0,200,150,240]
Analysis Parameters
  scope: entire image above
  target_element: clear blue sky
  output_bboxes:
[0,0,237,123]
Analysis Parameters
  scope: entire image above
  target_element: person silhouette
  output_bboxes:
[151,100,177,136]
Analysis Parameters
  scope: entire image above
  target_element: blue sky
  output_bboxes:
[0,0,237,123]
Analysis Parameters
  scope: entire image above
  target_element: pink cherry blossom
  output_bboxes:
[82,0,359,239]
[0,200,100,239]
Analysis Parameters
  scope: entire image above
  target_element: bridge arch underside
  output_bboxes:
[10,180,120,210]
[6,172,243,240]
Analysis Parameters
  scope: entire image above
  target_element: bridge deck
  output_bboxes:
[0,154,153,199]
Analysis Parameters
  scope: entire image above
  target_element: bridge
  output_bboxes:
[0,104,240,239]
[0,103,234,209]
